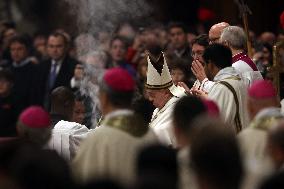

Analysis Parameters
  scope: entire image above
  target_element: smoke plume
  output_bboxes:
[62,0,151,128]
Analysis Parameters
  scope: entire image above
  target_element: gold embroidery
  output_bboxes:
[102,114,148,137]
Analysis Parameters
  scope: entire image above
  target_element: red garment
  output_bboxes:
[232,52,258,71]
[126,47,138,69]
[280,11,284,29]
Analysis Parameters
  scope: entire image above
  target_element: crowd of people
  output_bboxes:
[0,13,284,189]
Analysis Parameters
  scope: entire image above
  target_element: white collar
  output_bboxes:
[213,67,240,81]
[12,58,30,67]
[52,59,63,65]
[104,109,133,121]
[150,96,179,123]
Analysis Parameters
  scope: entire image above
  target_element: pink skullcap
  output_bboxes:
[248,80,277,99]
[19,106,51,128]
[202,99,220,117]
[103,68,135,92]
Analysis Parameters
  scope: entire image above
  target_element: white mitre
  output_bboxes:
[145,52,186,98]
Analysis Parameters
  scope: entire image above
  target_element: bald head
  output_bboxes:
[208,22,230,44]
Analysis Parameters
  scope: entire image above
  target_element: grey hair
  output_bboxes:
[220,26,246,50]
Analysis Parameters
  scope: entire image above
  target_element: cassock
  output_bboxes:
[238,107,283,189]
[149,96,180,147]
[48,120,89,161]
[207,67,249,132]
[72,109,158,185]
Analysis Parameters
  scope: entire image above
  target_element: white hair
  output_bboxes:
[220,26,246,50]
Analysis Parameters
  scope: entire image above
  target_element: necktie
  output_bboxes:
[49,61,58,89]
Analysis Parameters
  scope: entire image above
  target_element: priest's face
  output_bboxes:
[146,89,171,109]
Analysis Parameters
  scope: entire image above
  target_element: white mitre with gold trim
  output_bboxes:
[145,52,186,98]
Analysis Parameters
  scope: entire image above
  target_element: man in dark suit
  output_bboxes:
[167,22,192,61]
[32,32,78,109]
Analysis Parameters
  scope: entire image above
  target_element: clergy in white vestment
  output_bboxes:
[238,80,283,189]
[47,120,89,161]
[220,26,263,87]
[191,25,262,95]
[192,44,249,133]
[144,51,186,147]
[72,68,158,185]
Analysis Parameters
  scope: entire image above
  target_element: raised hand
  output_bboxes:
[190,88,208,98]
[191,60,207,82]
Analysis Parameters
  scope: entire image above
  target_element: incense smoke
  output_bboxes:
[62,0,151,127]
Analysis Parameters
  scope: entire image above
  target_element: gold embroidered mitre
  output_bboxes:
[145,52,173,89]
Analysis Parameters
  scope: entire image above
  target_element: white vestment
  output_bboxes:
[192,54,262,92]
[149,96,180,147]
[233,60,263,87]
[48,120,89,161]
[207,67,249,132]
[238,107,283,189]
[193,63,262,93]
[72,109,158,185]
[192,78,215,93]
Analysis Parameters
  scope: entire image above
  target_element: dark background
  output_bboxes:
[2,0,283,35]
